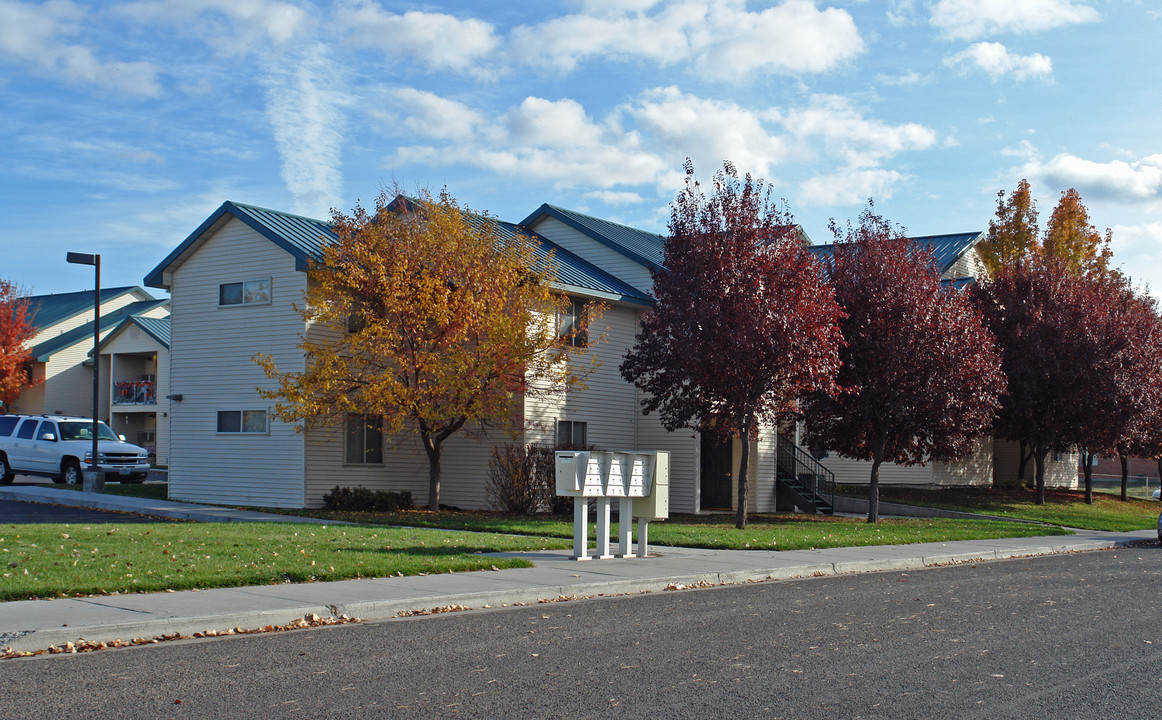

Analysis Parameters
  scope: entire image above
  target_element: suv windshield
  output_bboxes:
[57,421,120,442]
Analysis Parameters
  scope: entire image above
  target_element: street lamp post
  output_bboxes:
[66,251,102,493]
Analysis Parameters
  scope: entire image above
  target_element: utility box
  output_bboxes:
[632,451,669,520]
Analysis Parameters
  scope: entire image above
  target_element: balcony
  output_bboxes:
[113,380,156,406]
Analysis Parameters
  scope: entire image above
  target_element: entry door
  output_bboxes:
[700,435,733,510]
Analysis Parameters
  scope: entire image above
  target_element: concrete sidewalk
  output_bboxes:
[0,486,1156,654]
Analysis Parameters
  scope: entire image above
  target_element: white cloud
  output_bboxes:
[584,190,646,205]
[930,0,1100,40]
[1022,153,1162,202]
[114,0,308,54]
[876,70,931,87]
[1110,222,1162,297]
[384,85,939,209]
[625,86,792,177]
[782,94,938,169]
[945,42,1053,82]
[261,43,350,218]
[387,88,485,141]
[509,0,862,80]
[336,2,498,75]
[799,168,906,205]
[0,0,161,96]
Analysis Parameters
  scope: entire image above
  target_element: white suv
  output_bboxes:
[0,414,151,485]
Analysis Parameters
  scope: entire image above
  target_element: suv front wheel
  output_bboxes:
[60,459,82,485]
[0,453,13,485]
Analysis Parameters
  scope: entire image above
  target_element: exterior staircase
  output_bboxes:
[774,435,835,515]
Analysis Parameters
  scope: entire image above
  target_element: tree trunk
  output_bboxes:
[1018,439,1031,487]
[422,435,442,511]
[1120,453,1129,502]
[1032,445,1046,505]
[735,417,752,530]
[1082,450,1093,505]
[868,435,885,523]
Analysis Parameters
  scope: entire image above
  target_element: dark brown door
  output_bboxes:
[700,435,732,510]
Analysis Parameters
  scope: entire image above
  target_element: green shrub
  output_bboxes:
[323,486,414,512]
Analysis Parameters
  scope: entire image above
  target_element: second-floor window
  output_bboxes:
[559,298,589,347]
[217,410,268,434]
[219,279,271,306]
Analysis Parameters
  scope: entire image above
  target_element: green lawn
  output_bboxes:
[0,521,568,602]
[288,508,1070,551]
[870,486,1161,531]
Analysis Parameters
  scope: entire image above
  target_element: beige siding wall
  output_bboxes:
[944,245,982,279]
[931,439,993,486]
[28,290,151,346]
[167,217,308,508]
[822,454,935,486]
[12,364,46,414]
[41,342,100,418]
[530,217,655,295]
[993,440,1079,488]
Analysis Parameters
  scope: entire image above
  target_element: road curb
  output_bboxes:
[4,534,1151,654]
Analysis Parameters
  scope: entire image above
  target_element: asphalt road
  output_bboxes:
[2,548,1159,719]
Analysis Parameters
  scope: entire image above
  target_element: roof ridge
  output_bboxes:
[226,200,332,226]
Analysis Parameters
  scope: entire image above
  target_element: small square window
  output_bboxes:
[217,411,241,433]
[556,420,588,448]
[345,414,383,464]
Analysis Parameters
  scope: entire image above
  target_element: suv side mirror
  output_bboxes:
[39,432,56,442]
[118,435,126,442]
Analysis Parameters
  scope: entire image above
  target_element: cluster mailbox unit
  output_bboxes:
[555,450,669,560]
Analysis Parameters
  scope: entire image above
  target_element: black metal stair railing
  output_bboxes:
[775,434,836,514]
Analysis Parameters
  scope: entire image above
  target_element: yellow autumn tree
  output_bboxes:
[256,188,599,510]
[978,178,1040,276]
[1043,187,1113,277]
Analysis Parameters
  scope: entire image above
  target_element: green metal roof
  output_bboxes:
[809,232,983,275]
[95,315,171,353]
[31,299,169,361]
[144,201,337,287]
[521,204,667,271]
[24,286,148,331]
[148,199,653,306]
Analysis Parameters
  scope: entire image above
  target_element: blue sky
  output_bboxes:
[3,0,1161,297]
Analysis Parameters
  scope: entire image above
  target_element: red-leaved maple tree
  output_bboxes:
[621,161,844,529]
[1071,277,1162,502]
[0,279,38,412]
[971,259,1136,504]
[801,204,1006,522]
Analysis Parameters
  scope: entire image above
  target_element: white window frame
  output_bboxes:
[216,409,269,435]
[219,278,272,307]
[558,298,589,348]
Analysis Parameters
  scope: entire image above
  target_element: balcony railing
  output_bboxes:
[113,380,156,406]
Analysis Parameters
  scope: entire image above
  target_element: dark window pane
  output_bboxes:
[217,411,241,433]
[242,410,267,433]
[572,421,587,446]
[364,416,383,464]
[345,414,363,464]
[556,421,570,448]
[219,283,243,305]
[16,419,37,439]
[0,416,18,436]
